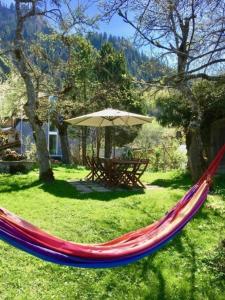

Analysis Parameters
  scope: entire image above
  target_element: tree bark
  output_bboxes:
[178,85,206,181]
[175,17,206,181]
[57,123,71,164]
[104,127,112,158]
[23,102,54,182]
[187,125,206,182]
[13,0,54,182]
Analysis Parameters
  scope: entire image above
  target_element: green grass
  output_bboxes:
[0,166,224,300]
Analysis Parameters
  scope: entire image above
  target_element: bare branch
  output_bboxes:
[118,9,178,53]
[186,73,225,82]
[188,59,225,74]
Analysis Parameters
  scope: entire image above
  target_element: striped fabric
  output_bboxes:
[0,144,225,268]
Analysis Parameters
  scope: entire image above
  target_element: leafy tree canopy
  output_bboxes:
[155,81,225,130]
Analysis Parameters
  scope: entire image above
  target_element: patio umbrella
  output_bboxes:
[66,108,153,127]
[66,108,153,158]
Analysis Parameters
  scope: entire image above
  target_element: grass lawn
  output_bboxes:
[0,166,224,300]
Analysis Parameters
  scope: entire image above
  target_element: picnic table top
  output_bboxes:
[98,158,148,164]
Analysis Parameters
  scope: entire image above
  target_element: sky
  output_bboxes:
[3,0,135,38]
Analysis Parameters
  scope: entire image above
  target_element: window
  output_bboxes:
[49,122,57,132]
[48,121,58,156]
[49,134,57,155]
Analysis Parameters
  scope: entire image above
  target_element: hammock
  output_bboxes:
[0,144,225,268]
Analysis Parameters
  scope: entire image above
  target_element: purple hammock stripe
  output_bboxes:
[0,183,209,268]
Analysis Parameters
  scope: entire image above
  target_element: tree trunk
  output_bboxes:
[186,94,206,182]
[104,127,112,158]
[178,86,206,182]
[13,1,54,182]
[175,19,206,181]
[18,93,54,183]
[24,103,54,182]
[81,127,87,165]
[57,123,71,164]
[184,128,191,172]
[187,125,206,182]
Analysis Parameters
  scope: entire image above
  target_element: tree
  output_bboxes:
[4,0,97,180]
[94,42,143,157]
[155,81,225,170]
[0,71,25,122]
[102,0,225,180]
[134,121,164,150]
[62,36,98,164]
[0,56,11,82]
[10,1,60,181]
[35,33,98,164]
[87,31,151,80]
[33,33,74,165]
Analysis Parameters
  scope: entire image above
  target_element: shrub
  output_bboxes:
[9,164,27,174]
[132,121,187,171]
[2,149,26,161]
[25,142,37,161]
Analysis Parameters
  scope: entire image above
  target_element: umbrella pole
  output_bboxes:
[96,128,101,158]
[104,127,112,158]
[113,127,116,158]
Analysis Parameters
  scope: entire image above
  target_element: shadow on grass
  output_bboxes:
[150,171,225,196]
[150,172,192,190]
[0,177,144,201]
[141,254,166,300]
[174,233,198,300]
[0,179,42,193]
[39,180,145,201]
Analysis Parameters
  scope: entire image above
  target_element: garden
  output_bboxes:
[0,166,224,299]
[0,1,225,299]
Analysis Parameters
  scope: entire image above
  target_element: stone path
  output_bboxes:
[68,180,162,193]
[145,184,164,190]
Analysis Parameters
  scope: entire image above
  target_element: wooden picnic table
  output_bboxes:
[86,157,149,188]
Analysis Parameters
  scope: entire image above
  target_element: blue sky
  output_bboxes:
[3,0,135,38]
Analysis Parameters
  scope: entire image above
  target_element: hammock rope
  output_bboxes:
[0,144,225,268]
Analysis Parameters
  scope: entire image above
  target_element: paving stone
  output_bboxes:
[68,181,93,193]
[111,188,123,192]
[91,186,111,192]
[75,184,85,188]
[78,187,90,191]
[68,180,152,193]
[68,182,77,186]
[145,184,162,189]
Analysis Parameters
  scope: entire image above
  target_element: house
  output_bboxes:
[15,119,62,159]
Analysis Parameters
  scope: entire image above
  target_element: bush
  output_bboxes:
[2,149,26,161]
[25,142,37,161]
[9,164,27,174]
[132,120,187,171]
[122,147,134,159]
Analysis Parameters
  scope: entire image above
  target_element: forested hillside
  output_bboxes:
[87,32,149,78]
[0,2,168,81]
[0,1,52,42]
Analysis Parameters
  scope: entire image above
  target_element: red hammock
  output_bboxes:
[0,144,224,268]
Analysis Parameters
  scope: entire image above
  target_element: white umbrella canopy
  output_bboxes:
[66,108,153,127]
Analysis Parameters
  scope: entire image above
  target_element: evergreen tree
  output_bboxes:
[94,43,143,157]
